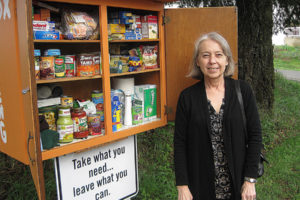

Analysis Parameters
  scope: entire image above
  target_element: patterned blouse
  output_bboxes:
[207,99,232,200]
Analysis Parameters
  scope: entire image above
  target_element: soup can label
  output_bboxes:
[61,96,73,107]
[65,55,76,77]
[55,56,65,78]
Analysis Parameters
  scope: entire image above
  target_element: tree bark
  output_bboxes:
[237,0,274,109]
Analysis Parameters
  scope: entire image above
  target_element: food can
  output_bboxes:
[40,56,55,79]
[65,55,76,77]
[88,114,102,136]
[93,54,101,75]
[77,54,95,77]
[61,96,73,107]
[91,90,103,104]
[54,56,66,78]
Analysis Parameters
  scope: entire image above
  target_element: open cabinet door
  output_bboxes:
[165,7,238,121]
[0,0,45,199]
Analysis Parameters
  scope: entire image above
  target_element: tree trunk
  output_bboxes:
[237,0,274,109]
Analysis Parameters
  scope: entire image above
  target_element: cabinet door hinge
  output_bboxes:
[162,15,170,25]
[164,105,173,115]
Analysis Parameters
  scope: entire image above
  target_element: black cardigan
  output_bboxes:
[174,78,262,200]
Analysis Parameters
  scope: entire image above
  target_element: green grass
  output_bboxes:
[274,45,300,71]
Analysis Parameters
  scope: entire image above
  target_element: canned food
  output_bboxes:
[91,90,103,104]
[40,56,55,80]
[88,114,102,136]
[61,96,73,107]
[54,56,65,78]
[65,55,76,77]
[77,54,95,77]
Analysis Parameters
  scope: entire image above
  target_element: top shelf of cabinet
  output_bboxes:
[109,39,160,43]
[34,40,101,43]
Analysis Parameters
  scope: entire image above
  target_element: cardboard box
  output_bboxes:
[40,9,50,21]
[34,31,59,40]
[141,15,158,39]
[108,24,126,34]
[134,85,157,121]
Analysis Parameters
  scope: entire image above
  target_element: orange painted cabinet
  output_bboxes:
[0,0,237,199]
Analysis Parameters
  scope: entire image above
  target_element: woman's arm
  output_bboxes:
[174,92,190,186]
[240,80,262,178]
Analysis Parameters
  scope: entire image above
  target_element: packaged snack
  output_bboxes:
[128,48,143,72]
[142,45,158,69]
[62,10,99,40]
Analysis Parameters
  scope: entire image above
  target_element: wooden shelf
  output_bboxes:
[110,68,160,77]
[34,40,100,43]
[36,75,102,84]
[109,39,159,43]
[41,118,164,160]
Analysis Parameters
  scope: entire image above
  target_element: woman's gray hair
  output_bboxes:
[186,32,235,80]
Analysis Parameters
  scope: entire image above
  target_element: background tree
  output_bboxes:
[168,0,300,110]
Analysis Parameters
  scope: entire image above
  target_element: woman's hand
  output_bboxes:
[241,181,256,200]
[177,185,193,200]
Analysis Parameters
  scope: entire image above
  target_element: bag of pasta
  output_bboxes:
[62,10,99,40]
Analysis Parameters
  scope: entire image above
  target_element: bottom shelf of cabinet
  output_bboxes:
[41,118,166,161]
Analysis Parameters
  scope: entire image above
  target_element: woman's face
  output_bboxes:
[196,39,228,80]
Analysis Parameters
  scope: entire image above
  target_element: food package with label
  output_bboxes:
[108,24,126,34]
[134,84,157,122]
[62,10,99,40]
[33,21,55,31]
[109,55,123,73]
[34,31,60,40]
[77,54,95,77]
[92,52,101,75]
[141,15,158,39]
[111,90,125,132]
[142,45,158,69]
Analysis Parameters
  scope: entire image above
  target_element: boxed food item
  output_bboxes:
[119,11,132,18]
[40,9,51,21]
[141,15,158,39]
[33,21,55,31]
[134,84,157,122]
[108,24,126,34]
[34,30,60,40]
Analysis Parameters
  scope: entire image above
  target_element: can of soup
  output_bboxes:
[88,114,102,136]
[61,96,73,107]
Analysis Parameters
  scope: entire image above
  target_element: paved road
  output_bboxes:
[276,69,300,82]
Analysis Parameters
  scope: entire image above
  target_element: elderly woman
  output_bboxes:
[174,32,262,200]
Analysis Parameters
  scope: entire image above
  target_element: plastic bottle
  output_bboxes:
[57,106,73,143]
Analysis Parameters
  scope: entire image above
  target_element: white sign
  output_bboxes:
[54,136,138,200]
[0,92,7,144]
[0,0,11,21]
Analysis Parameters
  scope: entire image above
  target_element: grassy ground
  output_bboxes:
[274,45,300,71]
